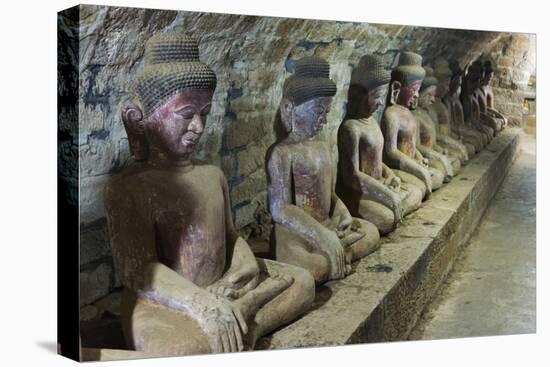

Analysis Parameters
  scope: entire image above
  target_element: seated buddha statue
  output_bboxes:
[336,54,424,235]
[381,51,445,198]
[461,62,496,140]
[429,58,472,161]
[471,60,504,134]
[104,33,315,356]
[410,66,458,182]
[266,56,380,284]
[479,59,508,128]
[444,60,487,151]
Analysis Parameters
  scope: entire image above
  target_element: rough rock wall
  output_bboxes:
[59,4,535,306]
[482,33,536,126]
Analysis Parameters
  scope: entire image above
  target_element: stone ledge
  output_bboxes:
[258,128,522,349]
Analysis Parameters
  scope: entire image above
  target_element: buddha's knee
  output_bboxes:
[274,226,330,284]
[394,170,427,200]
[450,156,461,174]
[357,199,395,235]
[348,218,380,260]
[258,259,315,310]
[464,142,476,157]
[430,162,451,183]
[429,167,444,190]
[126,295,210,356]
[401,184,423,215]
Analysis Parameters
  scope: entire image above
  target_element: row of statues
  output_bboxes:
[103,32,507,356]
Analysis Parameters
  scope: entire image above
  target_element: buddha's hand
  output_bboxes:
[320,228,349,279]
[332,200,353,233]
[385,175,401,191]
[197,293,248,353]
[207,257,260,300]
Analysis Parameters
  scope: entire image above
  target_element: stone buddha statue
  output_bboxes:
[410,66,458,182]
[381,51,444,198]
[429,58,472,161]
[471,60,504,134]
[461,61,496,140]
[336,55,423,235]
[104,33,315,356]
[266,56,380,284]
[479,59,508,128]
[444,60,487,151]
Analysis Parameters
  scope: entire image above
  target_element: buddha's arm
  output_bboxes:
[217,173,260,295]
[382,113,432,193]
[338,124,400,210]
[267,148,333,248]
[416,144,454,176]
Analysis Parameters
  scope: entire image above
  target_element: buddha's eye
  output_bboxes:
[175,108,195,120]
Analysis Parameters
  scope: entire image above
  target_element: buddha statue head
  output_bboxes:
[418,66,438,109]
[347,54,391,120]
[280,56,337,139]
[389,51,426,110]
[481,59,495,86]
[464,60,483,93]
[449,60,463,96]
[433,57,453,98]
[122,32,217,162]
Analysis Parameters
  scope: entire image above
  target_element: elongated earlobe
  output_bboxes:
[390,81,401,105]
[122,102,149,161]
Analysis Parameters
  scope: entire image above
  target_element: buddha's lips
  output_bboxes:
[181,133,200,145]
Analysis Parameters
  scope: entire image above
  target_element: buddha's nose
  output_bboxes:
[189,116,204,135]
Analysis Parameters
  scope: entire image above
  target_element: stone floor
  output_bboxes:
[409,132,536,340]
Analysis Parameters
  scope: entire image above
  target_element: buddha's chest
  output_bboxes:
[396,114,417,157]
[291,143,332,220]
[357,123,384,177]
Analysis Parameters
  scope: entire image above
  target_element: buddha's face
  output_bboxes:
[481,71,493,86]
[397,80,422,110]
[290,96,332,139]
[145,90,213,160]
[364,84,389,116]
[435,77,451,98]
[418,86,436,108]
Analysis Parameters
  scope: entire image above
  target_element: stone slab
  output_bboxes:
[258,128,521,349]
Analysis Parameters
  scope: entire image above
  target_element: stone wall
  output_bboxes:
[58,4,535,307]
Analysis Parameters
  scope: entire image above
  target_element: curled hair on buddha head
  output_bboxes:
[449,59,463,79]
[432,57,453,81]
[391,51,426,86]
[483,59,495,74]
[132,32,217,119]
[466,60,483,81]
[420,66,438,92]
[347,54,391,118]
[281,56,337,131]
[282,56,337,106]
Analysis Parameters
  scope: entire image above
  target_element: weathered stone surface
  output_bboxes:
[80,219,111,265]
[80,260,114,307]
[258,129,521,349]
[72,3,535,305]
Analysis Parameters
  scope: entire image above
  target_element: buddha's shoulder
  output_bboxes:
[192,162,225,179]
[383,105,409,123]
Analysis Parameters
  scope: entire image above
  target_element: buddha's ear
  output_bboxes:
[280,98,294,133]
[121,102,149,161]
[390,81,401,105]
